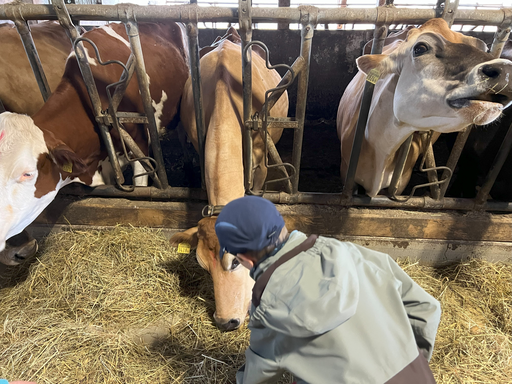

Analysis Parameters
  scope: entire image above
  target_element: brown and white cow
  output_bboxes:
[0,22,189,252]
[0,21,73,265]
[0,21,72,115]
[170,28,289,331]
[337,18,512,197]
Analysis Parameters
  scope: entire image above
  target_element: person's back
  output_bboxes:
[215,196,441,384]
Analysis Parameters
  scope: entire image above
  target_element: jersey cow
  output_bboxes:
[0,21,72,266]
[170,28,289,331]
[0,22,189,253]
[337,18,512,197]
[0,21,72,115]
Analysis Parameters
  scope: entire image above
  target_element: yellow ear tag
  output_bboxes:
[366,68,381,85]
[62,162,73,173]
[177,243,191,254]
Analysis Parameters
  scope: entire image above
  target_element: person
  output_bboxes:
[215,196,441,384]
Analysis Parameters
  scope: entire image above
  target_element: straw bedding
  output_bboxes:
[0,227,510,383]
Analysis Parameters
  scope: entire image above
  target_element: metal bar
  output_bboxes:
[264,57,305,115]
[110,53,135,111]
[490,8,512,58]
[124,19,169,189]
[292,14,315,194]
[388,134,413,198]
[239,0,253,193]
[278,0,290,30]
[61,184,512,213]
[186,21,207,190]
[439,126,472,198]
[14,19,52,102]
[51,0,126,187]
[475,122,512,206]
[422,133,441,200]
[1,4,510,26]
[342,23,388,199]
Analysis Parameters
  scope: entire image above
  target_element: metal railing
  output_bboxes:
[1,1,512,212]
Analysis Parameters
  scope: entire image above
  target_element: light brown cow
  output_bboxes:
[0,21,72,115]
[0,22,189,254]
[170,28,289,331]
[337,18,512,197]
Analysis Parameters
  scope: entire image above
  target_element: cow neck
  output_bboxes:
[32,76,103,186]
[205,99,245,206]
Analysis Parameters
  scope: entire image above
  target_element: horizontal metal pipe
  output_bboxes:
[61,185,512,212]
[0,4,509,26]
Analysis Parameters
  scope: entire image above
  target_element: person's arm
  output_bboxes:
[236,347,284,384]
[388,256,442,360]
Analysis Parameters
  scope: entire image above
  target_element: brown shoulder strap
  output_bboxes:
[252,235,318,308]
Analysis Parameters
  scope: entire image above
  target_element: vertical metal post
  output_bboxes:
[422,133,441,200]
[388,134,413,198]
[14,19,51,102]
[490,9,512,58]
[341,22,388,199]
[278,0,290,30]
[292,17,315,194]
[439,126,472,198]
[239,0,253,193]
[124,19,169,189]
[186,19,207,190]
[475,123,512,205]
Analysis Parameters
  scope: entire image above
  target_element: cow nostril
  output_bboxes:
[229,318,240,328]
[481,65,501,79]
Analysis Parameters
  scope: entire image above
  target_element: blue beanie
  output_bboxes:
[215,196,285,259]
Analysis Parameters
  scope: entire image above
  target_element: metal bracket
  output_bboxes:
[202,205,225,217]
[388,131,452,203]
[298,5,318,27]
[436,0,459,27]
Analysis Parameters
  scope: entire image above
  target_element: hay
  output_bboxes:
[0,227,510,383]
[397,259,512,383]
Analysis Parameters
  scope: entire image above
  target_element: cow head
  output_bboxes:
[0,230,38,266]
[0,112,87,251]
[170,217,253,331]
[357,18,512,131]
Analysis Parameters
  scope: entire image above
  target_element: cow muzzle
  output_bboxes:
[0,231,38,266]
[448,59,512,112]
[213,312,242,331]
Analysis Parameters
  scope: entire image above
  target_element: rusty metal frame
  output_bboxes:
[2,2,512,212]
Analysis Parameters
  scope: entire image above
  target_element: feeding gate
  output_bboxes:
[1,0,511,263]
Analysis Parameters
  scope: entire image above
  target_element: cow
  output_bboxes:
[169,28,289,331]
[0,21,73,265]
[337,18,512,198]
[0,21,72,115]
[0,22,189,254]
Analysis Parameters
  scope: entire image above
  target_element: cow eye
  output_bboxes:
[413,43,429,57]
[230,257,241,271]
[18,172,36,182]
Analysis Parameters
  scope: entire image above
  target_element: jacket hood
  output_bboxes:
[250,231,360,338]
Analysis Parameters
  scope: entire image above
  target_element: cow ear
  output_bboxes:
[49,144,88,176]
[461,35,488,52]
[170,227,199,250]
[356,54,388,75]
